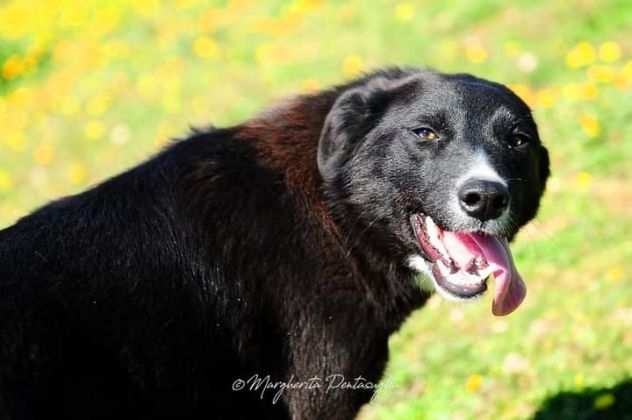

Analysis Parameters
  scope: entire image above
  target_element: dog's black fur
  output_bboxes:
[0,68,549,420]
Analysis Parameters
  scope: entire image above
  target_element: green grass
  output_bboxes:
[1,1,631,419]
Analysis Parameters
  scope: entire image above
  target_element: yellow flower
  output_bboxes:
[337,4,355,22]
[84,120,106,140]
[176,0,200,8]
[136,75,157,99]
[394,2,415,22]
[133,0,161,17]
[574,373,585,389]
[255,43,273,66]
[508,84,535,108]
[93,6,122,36]
[67,163,87,185]
[621,60,632,83]
[598,41,621,63]
[579,114,600,138]
[162,92,181,114]
[22,54,38,72]
[0,170,14,193]
[86,94,111,117]
[302,78,320,92]
[575,171,593,189]
[342,54,364,78]
[2,55,26,80]
[606,266,624,282]
[192,36,220,59]
[612,74,629,90]
[465,374,482,392]
[59,7,87,29]
[594,393,615,410]
[566,42,596,69]
[102,40,131,61]
[156,121,176,141]
[153,136,169,149]
[536,88,557,109]
[60,96,81,116]
[465,45,488,64]
[503,41,521,57]
[587,65,615,83]
[287,0,323,15]
[6,87,33,110]
[33,143,55,165]
[5,132,26,152]
[579,82,599,100]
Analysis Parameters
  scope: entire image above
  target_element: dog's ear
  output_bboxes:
[317,76,416,182]
[317,87,373,182]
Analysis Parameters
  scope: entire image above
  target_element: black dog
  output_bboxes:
[0,68,549,420]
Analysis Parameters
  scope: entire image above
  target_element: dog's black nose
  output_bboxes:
[458,179,509,221]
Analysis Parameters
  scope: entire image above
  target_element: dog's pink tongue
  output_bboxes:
[441,232,526,316]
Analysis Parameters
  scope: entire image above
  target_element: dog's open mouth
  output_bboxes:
[410,214,526,316]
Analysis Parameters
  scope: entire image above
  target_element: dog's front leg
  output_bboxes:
[282,300,390,420]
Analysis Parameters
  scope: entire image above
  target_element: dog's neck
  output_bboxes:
[236,94,429,326]
[237,92,339,234]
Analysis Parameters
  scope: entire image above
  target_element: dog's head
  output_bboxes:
[318,69,549,315]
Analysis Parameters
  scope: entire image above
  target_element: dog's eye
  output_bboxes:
[508,134,530,148]
[412,127,439,141]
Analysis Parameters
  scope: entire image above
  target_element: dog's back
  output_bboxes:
[0,132,300,419]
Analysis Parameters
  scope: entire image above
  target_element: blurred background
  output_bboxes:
[0,0,631,418]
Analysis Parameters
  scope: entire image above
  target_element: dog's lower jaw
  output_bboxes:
[407,254,485,303]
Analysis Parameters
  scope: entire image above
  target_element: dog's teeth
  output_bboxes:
[430,235,449,259]
[425,216,438,236]
[437,259,451,277]
[475,256,488,269]
[425,216,451,260]
[464,258,477,273]
[438,261,487,287]
[449,260,459,274]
